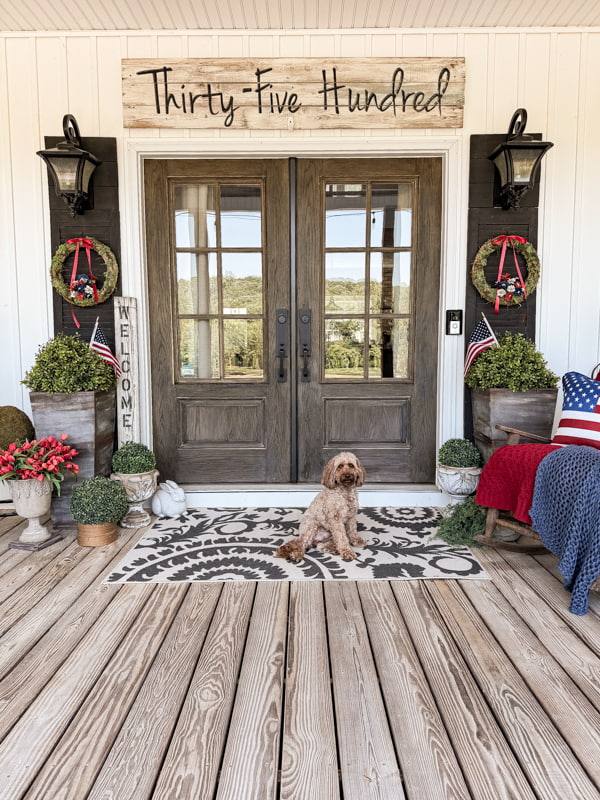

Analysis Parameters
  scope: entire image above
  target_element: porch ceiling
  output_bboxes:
[2,0,599,32]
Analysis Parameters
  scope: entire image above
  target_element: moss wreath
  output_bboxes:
[50,237,119,306]
[471,235,540,307]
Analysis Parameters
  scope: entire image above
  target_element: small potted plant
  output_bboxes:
[70,476,128,546]
[436,437,482,509]
[110,442,159,528]
[0,435,79,547]
[22,332,117,527]
[465,332,559,461]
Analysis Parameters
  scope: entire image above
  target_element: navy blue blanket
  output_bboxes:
[530,445,600,615]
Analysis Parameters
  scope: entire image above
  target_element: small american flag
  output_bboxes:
[464,315,498,376]
[90,321,121,377]
[553,372,600,449]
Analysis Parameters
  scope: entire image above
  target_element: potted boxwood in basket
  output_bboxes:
[70,476,128,547]
[436,438,482,509]
[22,333,117,527]
[465,332,559,462]
[110,442,159,528]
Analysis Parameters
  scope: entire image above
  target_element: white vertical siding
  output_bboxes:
[1,27,599,440]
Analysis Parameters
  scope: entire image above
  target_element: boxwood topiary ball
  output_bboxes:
[111,442,156,474]
[0,406,35,450]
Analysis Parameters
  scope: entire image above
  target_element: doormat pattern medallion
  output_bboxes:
[104,507,488,583]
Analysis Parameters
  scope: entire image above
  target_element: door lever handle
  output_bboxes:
[299,308,311,382]
[276,310,288,383]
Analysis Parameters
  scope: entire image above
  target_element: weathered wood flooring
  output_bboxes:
[0,510,599,800]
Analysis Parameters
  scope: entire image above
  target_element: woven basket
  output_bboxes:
[77,522,118,547]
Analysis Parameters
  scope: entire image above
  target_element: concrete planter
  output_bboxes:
[110,469,159,528]
[436,464,482,510]
[29,389,116,528]
[470,387,558,463]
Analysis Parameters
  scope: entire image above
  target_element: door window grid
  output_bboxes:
[323,180,415,381]
[172,181,265,381]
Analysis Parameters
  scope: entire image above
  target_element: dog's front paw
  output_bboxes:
[351,536,367,548]
[339,548,357,560]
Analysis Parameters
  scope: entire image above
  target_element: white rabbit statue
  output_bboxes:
[151,480,187,518]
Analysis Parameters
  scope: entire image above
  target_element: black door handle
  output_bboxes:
[299,308,311,382]
[276,309,288,382]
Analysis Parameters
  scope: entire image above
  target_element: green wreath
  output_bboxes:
[50,237,119,306]
[471,236,540,306]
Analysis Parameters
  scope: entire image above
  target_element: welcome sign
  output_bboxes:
[122,57,465,130]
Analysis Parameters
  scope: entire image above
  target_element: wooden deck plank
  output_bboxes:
[0,528,139,681]
[358,581,471,800]
[459,575,600,785]
[88,583,225,800]
[280,582,340,800]
[427,580,600,798]
[215,582,289,800]
[152,582,256,800]
[0,584,154,798]
[0,535,71,604]
[23,584,189,800]
[477,548,600,710]
[391,581,537,800]
[324,581,405,800]
[534,552,600,616]
[493,549,600,651]
[0,539,93,638]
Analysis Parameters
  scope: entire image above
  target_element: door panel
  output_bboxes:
[145,159,290,483]
[296,158,442,482]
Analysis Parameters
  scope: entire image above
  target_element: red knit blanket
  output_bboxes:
[475,443,560,524]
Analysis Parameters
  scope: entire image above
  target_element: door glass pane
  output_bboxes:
[220,185,262,248]
[368,318,409,379]
[371,183,412,247]
[325,184,366,247]
[179,319,219,379]
[174,184,216,248]
[177,252,218,314]
[325,252,365,313]
[370,252,411,314]
[223,319,263,379]
[222,253,263,313]
[324,319,364,378]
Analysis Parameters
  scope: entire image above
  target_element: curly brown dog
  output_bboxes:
[275,452,366,562]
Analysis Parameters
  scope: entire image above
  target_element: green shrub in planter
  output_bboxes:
[111,442,156,474]
[436,497,486,548]
[22,333,116,393]
[438,438,481,468]
[465,332,558,392]
[70,476,128,524]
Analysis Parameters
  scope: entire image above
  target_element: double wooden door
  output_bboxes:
[145,157,441,483]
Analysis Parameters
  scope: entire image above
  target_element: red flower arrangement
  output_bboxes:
[0,435,79,494]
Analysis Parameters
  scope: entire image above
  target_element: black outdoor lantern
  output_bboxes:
[36,114,102,216]
[488,108,554,210]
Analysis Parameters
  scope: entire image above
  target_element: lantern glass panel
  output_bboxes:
[511,147,542,184]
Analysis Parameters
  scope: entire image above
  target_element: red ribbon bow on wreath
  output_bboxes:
[66,238,99,327]
[490,235,528,314]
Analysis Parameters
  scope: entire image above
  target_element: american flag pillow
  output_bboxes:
[552,371,600,450]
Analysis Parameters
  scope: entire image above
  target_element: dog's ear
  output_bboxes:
[321,456,338,488]
[355,456,366,487]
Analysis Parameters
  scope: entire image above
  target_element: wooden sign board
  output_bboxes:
[114,297,141,446]
[122,57,465,130]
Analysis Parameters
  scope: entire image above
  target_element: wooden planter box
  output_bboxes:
[471,387,558,463]
[29,389,116,528]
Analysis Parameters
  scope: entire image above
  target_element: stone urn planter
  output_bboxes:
[8,477,54,545]
[110,469,160,528]
[110,442,159,528]
[436,438,483,512]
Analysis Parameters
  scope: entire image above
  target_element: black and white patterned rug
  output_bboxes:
[104,507,488,583]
